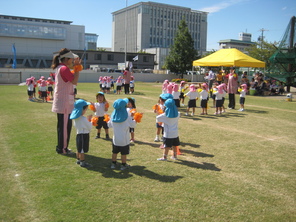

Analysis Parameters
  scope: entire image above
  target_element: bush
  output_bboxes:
[171,78,190,83]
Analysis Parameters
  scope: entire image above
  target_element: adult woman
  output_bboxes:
[123,67,131,94]
[227,67,238,109]
[51,48,82,154]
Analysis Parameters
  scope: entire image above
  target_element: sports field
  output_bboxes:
[1,82,295,221]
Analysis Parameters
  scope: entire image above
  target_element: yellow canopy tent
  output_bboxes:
[193,48,266,68]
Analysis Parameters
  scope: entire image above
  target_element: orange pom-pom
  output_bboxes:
[130,108,137,114]
[103,114,110,122]
[91,116,98,126]
[133,112,143,123]
[89,104,96,112]
[73,64,83,72]
[153,104,159,111]
[105,102,109,109]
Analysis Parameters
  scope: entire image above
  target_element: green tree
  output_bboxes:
[245,40,279,70]
[165,19,198,77]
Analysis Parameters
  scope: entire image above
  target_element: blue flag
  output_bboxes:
[83,47,86,70]
[12,44,16,69]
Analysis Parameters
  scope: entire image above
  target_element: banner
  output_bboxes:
[12,44,16,69]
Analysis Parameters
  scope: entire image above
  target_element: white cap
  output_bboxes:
[60,51,78,59]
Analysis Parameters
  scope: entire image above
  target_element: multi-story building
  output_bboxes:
[218,32,255,53]
[0,14,97,68]
[112,1,208,69]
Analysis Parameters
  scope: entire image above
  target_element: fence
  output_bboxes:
[0,68,205,84]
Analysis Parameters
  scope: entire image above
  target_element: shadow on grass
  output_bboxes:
[176,159,221,171]
[134,140,164,148]
[244,109,268,114]
[62,153,183,182]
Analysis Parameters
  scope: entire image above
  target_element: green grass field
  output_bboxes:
[1,82,295,222]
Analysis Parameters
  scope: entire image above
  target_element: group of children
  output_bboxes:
[161,79,248,115]
[63,77,250,170]
[70,91,140,170]
[26,76,55,102]
[98,75,135,94]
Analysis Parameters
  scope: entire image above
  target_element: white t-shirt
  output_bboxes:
[214,91,223,100]
[94,102,107,117]
[200,90,208,100]
[240,90,246,98]
[185,91,198,100]
[73,116,92,134]
[172,91,180,99]
[108,117,136,146]
[156,113,180,138]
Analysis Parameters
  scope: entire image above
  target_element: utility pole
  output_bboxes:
[125,0,128,66]
[258,28,268,49]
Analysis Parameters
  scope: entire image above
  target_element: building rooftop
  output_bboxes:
[0,14,72,25]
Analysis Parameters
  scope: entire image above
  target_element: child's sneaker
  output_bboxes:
[185,113,188,116]
[106,134,110,139]
[170,156,177,160]
[130,139,135,143]
[95,135,100,139]
[120,164,130,170]
[110,163,116,169]
[80,161,92,168]
[160,136,164,142]
[154,136,160,142]
[157,157,167,161]
[76,160,81,165]
[191,113,194,116]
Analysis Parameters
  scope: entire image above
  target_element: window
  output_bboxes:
[107,54,114,61]
[143,56,149,62]
[95,54,101,60]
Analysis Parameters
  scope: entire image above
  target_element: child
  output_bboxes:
[156,98,180,161]
[26,76,34,101]
[214,85,224,115]
[129,76,135,94]
[211,84,218,108]
[179,81,187,106]
[105,76,111,94]
[172,83,180,107]
[46,77,54,100]
[98,76,103,91]
[221,83,227,113]
[184,84,198,116]
[92,92,110,139]
[125,97,136,143]
[162,79,169,94]
[153,93,173,142]
[70,99,93,168]
[108,99,137,170]
[39,76,48,102]
[200,83,209,115]
[73,85,77,99]
[116,76,123,94]
[239,84,247,111]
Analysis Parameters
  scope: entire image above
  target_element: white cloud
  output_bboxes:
[199,0,249,13]
[282,6,287,10]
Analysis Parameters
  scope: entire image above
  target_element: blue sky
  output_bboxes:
[1,0,295,50]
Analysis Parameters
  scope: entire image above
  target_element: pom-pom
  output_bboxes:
[130,108,137,114]
[153,104,159,111]
[103,114,110,122]
[91,116,98,126]
[238,88,242,92]
[197,88,202,93]
[73,64,83,72]
[89,104,96,112]
[133,112,143,123]
[105,102,109,109]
